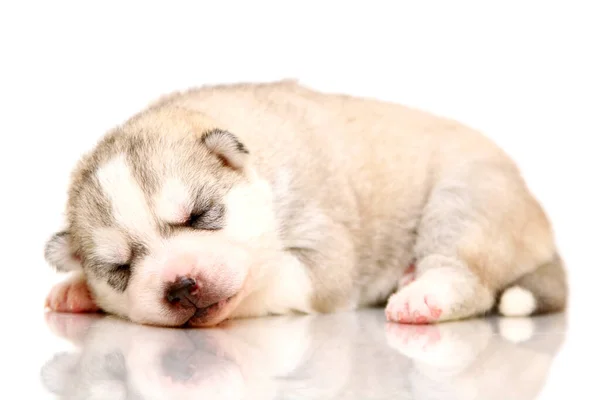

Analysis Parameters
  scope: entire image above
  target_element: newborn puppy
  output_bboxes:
[43,80,568,327]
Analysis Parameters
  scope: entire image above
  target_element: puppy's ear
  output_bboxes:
[201,129,249,170]
[44,231,82,272]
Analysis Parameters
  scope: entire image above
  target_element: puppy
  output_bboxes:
[43,80,568,327]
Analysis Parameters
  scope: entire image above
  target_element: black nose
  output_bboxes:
[166,277,196,305]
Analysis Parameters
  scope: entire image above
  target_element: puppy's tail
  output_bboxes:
[497,254,568,317]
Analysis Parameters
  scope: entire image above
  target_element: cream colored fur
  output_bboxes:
[44,80,567,326]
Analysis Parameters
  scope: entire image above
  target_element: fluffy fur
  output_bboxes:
[43,80,568,327]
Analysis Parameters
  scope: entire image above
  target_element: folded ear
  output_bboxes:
[201,129,249,170]
[44,231,82,272]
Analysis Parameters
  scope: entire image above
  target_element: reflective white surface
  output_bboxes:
[2,2,598,399]
[35,309,568,399]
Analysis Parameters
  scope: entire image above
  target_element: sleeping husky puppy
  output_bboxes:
[43,80,568,328]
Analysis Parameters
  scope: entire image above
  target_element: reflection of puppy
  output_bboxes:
[43,80,567,328]
[385,314,567,399]
[41,312,355,400]
[41,310,565,399]
[42,314,246,399]
[40,310,412,399]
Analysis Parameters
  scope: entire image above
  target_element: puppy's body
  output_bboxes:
[44,80,567,327]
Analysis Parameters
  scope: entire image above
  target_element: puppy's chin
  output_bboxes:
[175,292,247,328]
[186,290,246,328]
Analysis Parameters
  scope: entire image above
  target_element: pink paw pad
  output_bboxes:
[45,279,100,314]
[386,295,442,325]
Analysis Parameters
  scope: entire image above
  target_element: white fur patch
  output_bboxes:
[92,228,130,264]
[154,178,193,224]
[498,286,537,317]
[95,155,155,239]
[233,252,315,318]
[155,233,250,292]
[90,278,135,322]
[222,179,277,243]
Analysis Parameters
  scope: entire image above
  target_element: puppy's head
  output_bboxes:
[44,107,278,327]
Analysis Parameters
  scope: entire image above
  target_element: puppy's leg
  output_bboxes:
[386,256,494,324]
[45,272,100,313]
[386,162,557,324]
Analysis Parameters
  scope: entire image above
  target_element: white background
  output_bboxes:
[1,1,598,398]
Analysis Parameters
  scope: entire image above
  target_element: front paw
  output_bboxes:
[45,275,100,313]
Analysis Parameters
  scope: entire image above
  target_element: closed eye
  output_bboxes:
[186,212,205,227]
[107,263,132,292]
[182,204,225,231]
[113,263,131,272]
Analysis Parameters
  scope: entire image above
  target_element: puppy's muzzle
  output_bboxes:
[165,276,233,321]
